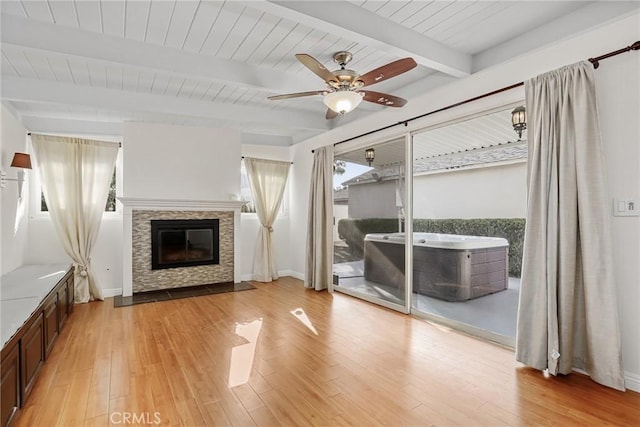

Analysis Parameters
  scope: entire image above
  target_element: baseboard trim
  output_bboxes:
[287,270,304,281]
[240,270,302,282]
[625,371,640,392]
[102,288,122,298]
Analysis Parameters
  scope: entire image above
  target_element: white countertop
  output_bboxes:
[0,263,71,301]
[1,297,42,346]
[1,263,72,347]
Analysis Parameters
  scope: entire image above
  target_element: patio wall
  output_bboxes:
[347,161,526,220]
[413,161,526,218]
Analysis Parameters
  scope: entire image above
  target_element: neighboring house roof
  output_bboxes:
[342,141,527,186]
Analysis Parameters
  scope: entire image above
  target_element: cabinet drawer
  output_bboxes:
[43,295,59,359]
[1,344,20,427]
[66,277,74,314]
[20,313,44,402]
[57,286,68,328]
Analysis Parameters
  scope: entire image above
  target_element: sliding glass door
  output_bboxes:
[330,104,526,345]
[409,106,527,346]
[332,137,409,312]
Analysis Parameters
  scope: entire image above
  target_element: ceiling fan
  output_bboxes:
[268,51,417,120]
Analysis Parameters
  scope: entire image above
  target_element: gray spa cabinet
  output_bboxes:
[363,232,509,302]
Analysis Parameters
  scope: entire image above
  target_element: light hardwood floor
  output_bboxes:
[13,277,640,426]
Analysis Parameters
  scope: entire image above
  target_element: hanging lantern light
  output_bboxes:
[365,148,375,166]
[511,106,527,140]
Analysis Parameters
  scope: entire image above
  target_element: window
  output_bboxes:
[240,162,255,213]
[240,160,288,215]
[41,168,117,212]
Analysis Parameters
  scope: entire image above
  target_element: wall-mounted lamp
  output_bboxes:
[365,148,375,167]
[511,106,527,140]
[1,153,32,198]
[11,152,32,169]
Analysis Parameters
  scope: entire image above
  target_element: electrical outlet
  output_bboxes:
[613,198,639,217]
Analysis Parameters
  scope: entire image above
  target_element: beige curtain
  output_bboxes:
[305,146,333,291]
[31,134,118,303]
[244,157,290,282]
[516,61,625,390]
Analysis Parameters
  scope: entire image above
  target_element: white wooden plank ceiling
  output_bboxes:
[0,0,631,145]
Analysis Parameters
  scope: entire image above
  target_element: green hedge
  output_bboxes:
[337,218,525,277]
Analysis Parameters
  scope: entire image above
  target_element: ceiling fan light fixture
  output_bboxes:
[323,90,363,114]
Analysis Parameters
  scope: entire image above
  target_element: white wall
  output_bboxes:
[123,122,241,201]
[0,105,30,274]
[289,13,640,388]
[26,215,122,296]
[240,144,292,280]
[413,162,527,219]
[347,161,527,221]
[597,50,640,390]
[289,144,314,281]
[348,180,398,219]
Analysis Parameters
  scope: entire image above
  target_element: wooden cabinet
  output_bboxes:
[1,267,74,427]
[67,277,74,314]
[57,284,68,328]
[0,344,20,427]
[43,295,59,358]
[20,314,44,402]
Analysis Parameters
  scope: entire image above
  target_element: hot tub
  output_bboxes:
[363,232,509,301]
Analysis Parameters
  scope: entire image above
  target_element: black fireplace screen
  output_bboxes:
[151,219,220,270]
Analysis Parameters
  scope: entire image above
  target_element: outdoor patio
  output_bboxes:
[333,257,520,341]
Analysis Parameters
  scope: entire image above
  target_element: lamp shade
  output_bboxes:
[323,91,363,114]
[11,153,32,169]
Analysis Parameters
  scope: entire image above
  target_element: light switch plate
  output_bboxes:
[613,198,639,217]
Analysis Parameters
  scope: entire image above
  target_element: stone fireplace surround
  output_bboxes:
[119,198,245,297]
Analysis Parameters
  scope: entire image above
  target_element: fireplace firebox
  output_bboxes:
[151,219,219,270]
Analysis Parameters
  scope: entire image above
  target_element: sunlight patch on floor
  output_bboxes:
[290,308,318,335]
[228,318,262,388]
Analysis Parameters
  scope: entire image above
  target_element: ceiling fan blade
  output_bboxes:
[296,54,338,84]
[361,90,407,108]
[326,108,339,120]
[268,90,325,100]
[357,58,417,87]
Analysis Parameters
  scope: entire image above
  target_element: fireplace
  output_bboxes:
[151,219,219,270]
[119,198,243,296]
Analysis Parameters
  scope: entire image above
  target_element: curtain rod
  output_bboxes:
[27,132,122,148]
[312,40,640,153]
[241,156,293,164]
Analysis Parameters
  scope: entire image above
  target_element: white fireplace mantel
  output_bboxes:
[118,197,246,210]
[118,197,244,297]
